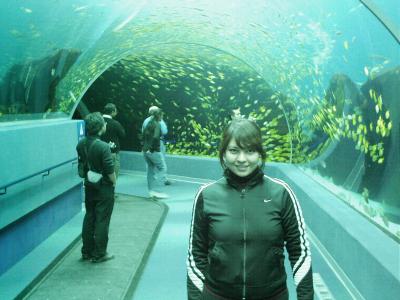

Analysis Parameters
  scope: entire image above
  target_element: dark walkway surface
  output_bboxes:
[23,193,166,300]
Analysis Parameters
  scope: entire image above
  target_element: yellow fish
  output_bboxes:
[364,67,369,76]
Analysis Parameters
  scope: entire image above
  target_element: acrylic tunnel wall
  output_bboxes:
[1,0,399,255]
[1,0,399,238]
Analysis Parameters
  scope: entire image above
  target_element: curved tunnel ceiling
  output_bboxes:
[0,0,398,118]
[0,0,399,165]
[59,0,399,113]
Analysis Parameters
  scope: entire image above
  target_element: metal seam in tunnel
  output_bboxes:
[358,0,400,44]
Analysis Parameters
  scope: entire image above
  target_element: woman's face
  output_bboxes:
[224,138,260,177]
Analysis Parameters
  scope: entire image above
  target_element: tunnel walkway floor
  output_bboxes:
[21,171,208,300]
[22,194,165,300]
[22,172,171,300]
[22,171,354,300]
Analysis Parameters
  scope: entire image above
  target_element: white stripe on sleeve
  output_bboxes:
[266,176,312,285]
[187,182,215,290]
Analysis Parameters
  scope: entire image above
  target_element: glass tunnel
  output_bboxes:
[0,0,399,299]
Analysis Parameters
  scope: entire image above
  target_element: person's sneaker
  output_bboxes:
[164,180,172,185]
[149,191,169,199]
[80,254,92,261]
[91,253,115,263]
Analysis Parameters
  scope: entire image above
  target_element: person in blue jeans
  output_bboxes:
[142,105,171,186]
[142,107,169,199]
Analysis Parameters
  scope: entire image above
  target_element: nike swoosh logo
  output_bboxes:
[264,199,272,203]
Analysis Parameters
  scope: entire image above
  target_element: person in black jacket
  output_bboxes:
[76,112,116,263]
[187,118,314,300]
[101,103,126,178]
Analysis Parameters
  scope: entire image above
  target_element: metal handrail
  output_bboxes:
[0,158,78,195]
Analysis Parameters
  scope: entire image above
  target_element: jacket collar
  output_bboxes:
[86,135,100,141]
[224,167,264,189]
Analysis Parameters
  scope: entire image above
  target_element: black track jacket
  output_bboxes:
[187,169,313,300]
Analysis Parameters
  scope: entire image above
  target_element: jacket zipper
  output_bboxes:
[241,188,247,300]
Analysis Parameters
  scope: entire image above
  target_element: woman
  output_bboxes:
[187,119,313,300]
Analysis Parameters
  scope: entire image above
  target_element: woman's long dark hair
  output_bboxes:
[219,119,266,169]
